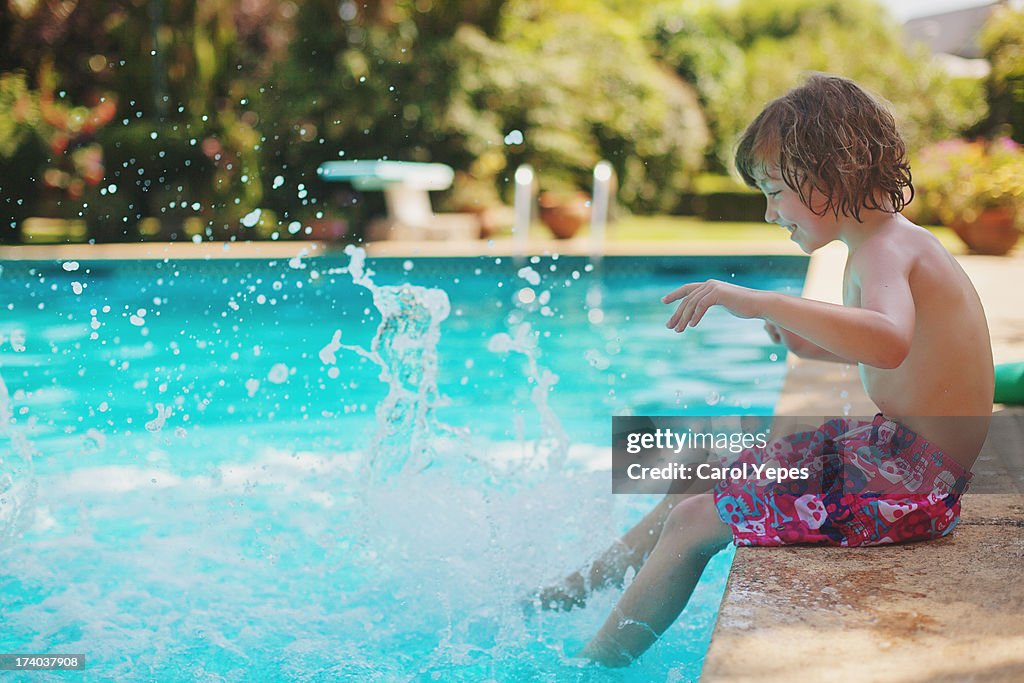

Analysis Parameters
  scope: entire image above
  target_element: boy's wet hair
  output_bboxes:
[735,74,914,221]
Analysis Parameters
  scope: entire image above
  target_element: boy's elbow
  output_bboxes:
[872,340,910,369]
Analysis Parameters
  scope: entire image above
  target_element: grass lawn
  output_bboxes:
[17,214,967,254]
[597,214,966,252]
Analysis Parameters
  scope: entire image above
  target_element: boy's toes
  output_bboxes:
[533,585,587,612]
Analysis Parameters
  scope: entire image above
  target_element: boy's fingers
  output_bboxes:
[675,299,693,331]
[673,293,697,330]
[690,291,717,327]
[663,278,712,329]
[668,287,701,328]
[662,282,700,304]
[668,299,689,330]
[662,287,684,304]
[667,301,686,329]
[679,285,709,329]
[675,293,701,331]
[691,300,710,327]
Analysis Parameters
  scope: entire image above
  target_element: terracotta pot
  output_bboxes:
[305,217,349,241]
[951,206,1020,256]
[538,191,590,239]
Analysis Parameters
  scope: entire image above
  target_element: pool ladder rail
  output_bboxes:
[511,161,616,265]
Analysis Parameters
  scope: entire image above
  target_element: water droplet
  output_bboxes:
[241,209,262,227]
[267,363,290,384]
[503,129,524,145]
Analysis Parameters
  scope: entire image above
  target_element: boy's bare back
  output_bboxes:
[845,215,993,466]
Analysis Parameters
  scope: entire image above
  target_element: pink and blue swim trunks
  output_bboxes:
[713,414,973,547]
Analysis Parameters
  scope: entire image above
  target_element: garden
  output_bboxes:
[1,0,1023,251]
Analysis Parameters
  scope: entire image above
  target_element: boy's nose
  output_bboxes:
[764,202,778,224]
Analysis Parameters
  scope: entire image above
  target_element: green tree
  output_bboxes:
[258,0,708,223]
[648,0,986,171]
[980,5,1024,143]
[0,0,290,240]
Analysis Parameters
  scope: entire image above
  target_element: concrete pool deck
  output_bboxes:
[2,236,1021,679]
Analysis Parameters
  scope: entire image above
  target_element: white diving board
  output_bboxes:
[317,160,477,241]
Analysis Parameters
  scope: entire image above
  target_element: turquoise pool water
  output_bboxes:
[0,251,805,681]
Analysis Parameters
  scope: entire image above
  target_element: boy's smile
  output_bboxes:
[755,171,840,253]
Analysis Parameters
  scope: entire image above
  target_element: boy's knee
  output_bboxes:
[662,495,730,550]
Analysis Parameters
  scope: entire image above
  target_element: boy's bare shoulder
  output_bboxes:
[846,217,951,283]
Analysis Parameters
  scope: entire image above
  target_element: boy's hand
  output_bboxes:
[662,280,766,332]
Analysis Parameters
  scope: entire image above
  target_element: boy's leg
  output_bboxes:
[533,491,697,610]
[579,494,732,667]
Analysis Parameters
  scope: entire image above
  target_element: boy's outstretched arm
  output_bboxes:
[764,321,853,363]
[663,256,915,369]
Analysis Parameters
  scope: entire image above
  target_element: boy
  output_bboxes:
[537,75,994,667]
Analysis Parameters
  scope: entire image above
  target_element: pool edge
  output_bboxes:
[0,237,805,262]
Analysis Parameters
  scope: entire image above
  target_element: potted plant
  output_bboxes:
[538,187,591,239]
[913,138,1023,255]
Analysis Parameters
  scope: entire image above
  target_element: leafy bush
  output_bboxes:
[0,69,120,238]
[649,0,987,170]
[980,5,1024,143]
[86,121,213,240]
[912,137,1024,227]
[455,1,709,212]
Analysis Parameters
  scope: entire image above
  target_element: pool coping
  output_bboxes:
[0,237,804,261]
[700,245,1024,682]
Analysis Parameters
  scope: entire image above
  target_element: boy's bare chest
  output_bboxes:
[842,269,860,308]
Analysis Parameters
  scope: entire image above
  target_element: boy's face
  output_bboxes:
[754,169,840,254]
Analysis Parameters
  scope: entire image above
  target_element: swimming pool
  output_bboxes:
[0,250,805,680]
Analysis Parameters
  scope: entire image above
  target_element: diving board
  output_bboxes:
[317,160,478,241]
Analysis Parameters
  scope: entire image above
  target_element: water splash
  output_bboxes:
[488,323,569,472]
[0,362,37,549]
[331,245,452,480]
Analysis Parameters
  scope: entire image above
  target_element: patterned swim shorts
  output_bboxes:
[712,414,973,547]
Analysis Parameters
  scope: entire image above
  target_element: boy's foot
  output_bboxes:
[523,572,588,613]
